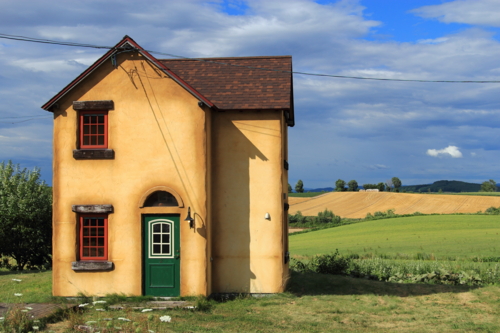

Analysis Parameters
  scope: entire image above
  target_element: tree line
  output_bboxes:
[0,161,52,270]
[290,177,402,193]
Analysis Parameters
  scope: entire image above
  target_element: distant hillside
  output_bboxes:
[289,192,500,218]
[402,180,481,193]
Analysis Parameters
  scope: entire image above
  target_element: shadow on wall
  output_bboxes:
[212,117,268,293]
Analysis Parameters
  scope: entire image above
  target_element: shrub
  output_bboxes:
[313,209,341,224]
[288,211,309,224]
[290,250,351,275]
[485,206,500,215]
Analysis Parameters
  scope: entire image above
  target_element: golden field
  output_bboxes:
[289,192,500,218]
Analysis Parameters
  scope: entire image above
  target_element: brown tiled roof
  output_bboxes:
[160,56,293,111]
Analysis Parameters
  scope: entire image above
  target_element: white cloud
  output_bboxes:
[412,0,500,27]
[426,146,463,158]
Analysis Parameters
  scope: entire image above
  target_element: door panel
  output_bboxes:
[143,215,180,296]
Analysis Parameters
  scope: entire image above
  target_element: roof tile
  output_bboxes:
[160,56,292,111]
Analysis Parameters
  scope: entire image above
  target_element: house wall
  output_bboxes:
[52,52,210,296]
[211,110,287,293]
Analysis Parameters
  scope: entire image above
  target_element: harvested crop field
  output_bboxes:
[289,192,500,218]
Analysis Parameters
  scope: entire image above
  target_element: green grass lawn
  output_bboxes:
[54,273,500,332]
[290,215,500,259]
[0,270,53,303]
[2,267,500,332]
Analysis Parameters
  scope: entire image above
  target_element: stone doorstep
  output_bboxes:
[109,301,188,310]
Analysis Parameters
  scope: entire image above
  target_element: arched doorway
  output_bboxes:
[141,190,181,296]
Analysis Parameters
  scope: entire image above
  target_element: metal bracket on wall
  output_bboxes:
[284,251,290,264]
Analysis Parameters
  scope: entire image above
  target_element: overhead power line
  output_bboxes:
[1,33,500,84]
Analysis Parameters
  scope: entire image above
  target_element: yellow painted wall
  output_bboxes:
[52,52,209,296]
[211,111,286,293]
[51,51,288,296]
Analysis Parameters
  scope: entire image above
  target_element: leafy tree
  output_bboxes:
[288,183,292,193]
[0,161,52,270]
[347,180,358,192]
[295,180,304,193]
[385,179,393,192]
[392,177,402,191]
[481,179,497,192]
[335,179,346,192]
[377,182,385,192]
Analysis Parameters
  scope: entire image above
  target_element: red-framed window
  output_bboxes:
[79,111,108,149]
[80,214,108,260]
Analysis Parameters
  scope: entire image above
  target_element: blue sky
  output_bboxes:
[0,0,499,188]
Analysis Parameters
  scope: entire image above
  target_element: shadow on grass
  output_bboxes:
[287,271,480,297]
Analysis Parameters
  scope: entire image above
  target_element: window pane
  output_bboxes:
[97,135,104,145]
[162,245,170,254]
[98,115,104,123]
[144,192,179,207]
[98,219,104,226]
[83,248,89,257]
[90,229,97,236]
[83,219,90,226]
[83,228,89,236]
[97,248,104,257]
[153,234,161,243]
[90,248,97,257]
[98,238,104,246]
[97,228,104,236]
[162,224,170,233]
[162,234,170,244]
[83,136,90,145]
[90,238,96,246]
[153,245,161,254]
[91,136,97,145]
[91,218,97,226]
[83,125,90,135]
[153,224,161,232]
[83,238,90,246]
[84,115,90,124]
[91,125,97,135]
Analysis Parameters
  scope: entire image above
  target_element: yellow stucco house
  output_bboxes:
[42,36,294,297]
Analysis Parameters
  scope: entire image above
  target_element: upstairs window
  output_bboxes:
[80,111,108,149]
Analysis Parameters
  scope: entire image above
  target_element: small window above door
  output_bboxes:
[144,191,179,207]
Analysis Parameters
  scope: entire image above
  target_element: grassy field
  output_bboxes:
[0,272,496,332]
[289,191,500,218]
[289,192,325,197]
[290,215,500,259]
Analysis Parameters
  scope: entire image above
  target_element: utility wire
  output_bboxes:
[0,115,52,119]
[1,32,500,84]
[0,117,52,124]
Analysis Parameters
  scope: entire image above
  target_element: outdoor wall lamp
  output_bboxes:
[184,207,194,229]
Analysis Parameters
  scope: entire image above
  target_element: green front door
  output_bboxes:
[143,215,180,296]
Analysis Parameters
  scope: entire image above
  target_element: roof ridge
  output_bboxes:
[160,55,291,61]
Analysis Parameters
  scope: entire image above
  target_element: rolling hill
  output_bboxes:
[289,192,500,218]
